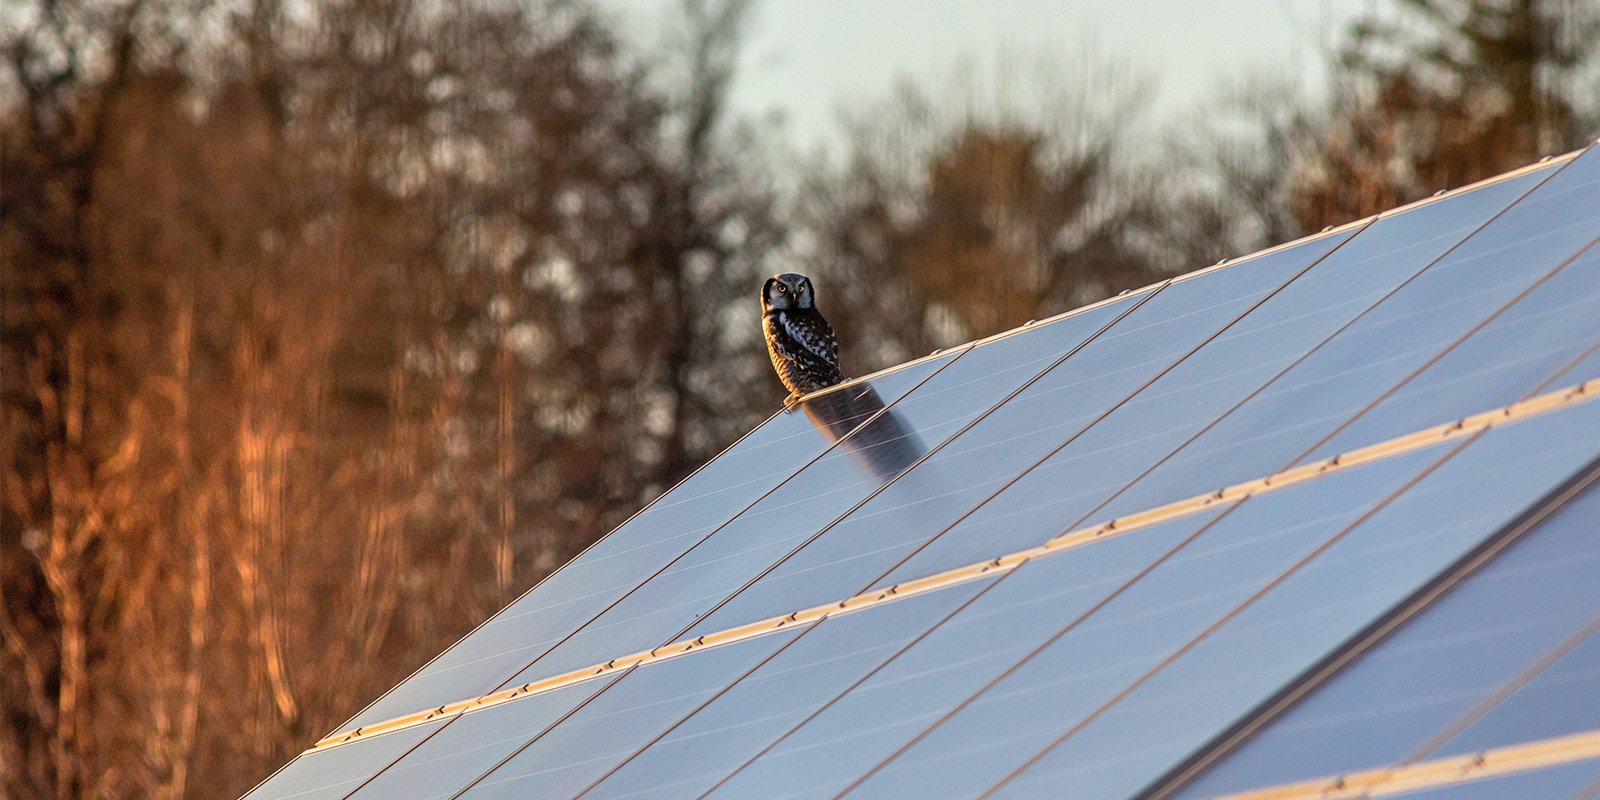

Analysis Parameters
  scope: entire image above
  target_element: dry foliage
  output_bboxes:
[1,0,776,795]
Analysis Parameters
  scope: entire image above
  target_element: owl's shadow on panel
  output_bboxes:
[802,384,926,481]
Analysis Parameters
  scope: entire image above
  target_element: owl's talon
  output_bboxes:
[782,392,801,411]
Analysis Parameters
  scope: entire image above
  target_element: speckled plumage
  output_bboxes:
[762,273,845,402]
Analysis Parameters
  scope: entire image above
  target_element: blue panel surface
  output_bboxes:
[977,400,1600,800]
[1435,628,1600,758]
[576,580,997,799]
[1304,238,1600,459]
[1093,148,1600,521]
[496,295,1148,685]
[872,164,1552,586]
[456,628,807,799]
[341,357,946,729]
[241,722,441,800]
[697,505,1257,799]
[346,678,622,800]
[823,445,1454,800]
[1170,475,1600,798]
[682,228,1354,640]
[1549,343,1600,388]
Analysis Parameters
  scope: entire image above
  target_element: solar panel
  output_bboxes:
[867,157,1559,587]
[338,354,951,730]
[696,395,1600,799]
[1554,345,1600,388]
[487,292,1154,684]
[989,400,1600,800]
[246,721,445,800]
[1438,631,1600,757]
[1305,238,1600,459]
[1163,467,1600,799]
[248,145,1600,800]
[512,583,1005,800]
[573,580,1001,799]
[677,227,1355,639]
[344,678,624,800]
[1093,148,1600,519]
[453,628,809,799]
[1389,760,1600,800]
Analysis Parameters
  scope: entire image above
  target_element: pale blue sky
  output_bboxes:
[612,0,1377,148]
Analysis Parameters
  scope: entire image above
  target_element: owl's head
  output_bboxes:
[763,273,816,312]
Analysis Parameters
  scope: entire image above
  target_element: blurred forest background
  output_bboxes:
[2,0,1597,796]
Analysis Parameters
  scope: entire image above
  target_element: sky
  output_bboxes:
[612,0,1379,149]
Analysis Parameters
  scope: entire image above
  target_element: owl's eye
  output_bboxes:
[777,284,788,294]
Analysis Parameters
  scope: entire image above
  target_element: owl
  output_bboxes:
[762,272,845,406]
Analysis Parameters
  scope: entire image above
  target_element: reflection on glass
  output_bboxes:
[802,382,926,481]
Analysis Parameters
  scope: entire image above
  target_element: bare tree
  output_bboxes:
[0,0,784,795]
[1293,0,1599,230]
[1151,75,1322,264]
[791,51,1161,368]
[631,0,787,482]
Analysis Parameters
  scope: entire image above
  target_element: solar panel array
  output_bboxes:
[244,142,1600,800]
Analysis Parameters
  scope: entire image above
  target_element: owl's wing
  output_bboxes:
[780,310,840,369]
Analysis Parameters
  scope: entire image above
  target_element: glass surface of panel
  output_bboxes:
[576,580,996,800]
[1094,149,1600,521]
[698,505,1276,799]
[1305,241,1600,460]
[1170,477,1600,798]
[1385,759,1600,800]
[497,298,1145,685]
[826,445,1454,800]
[682,230,1354,640]
[455,628,806,800]
[342,358,946,729]
[970,400,1600,800]
[1549,343,1600,388]
[346,678,622,800]
[1435,630,1600,758]
[873,167,1551,586]
[241,722,442,800]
